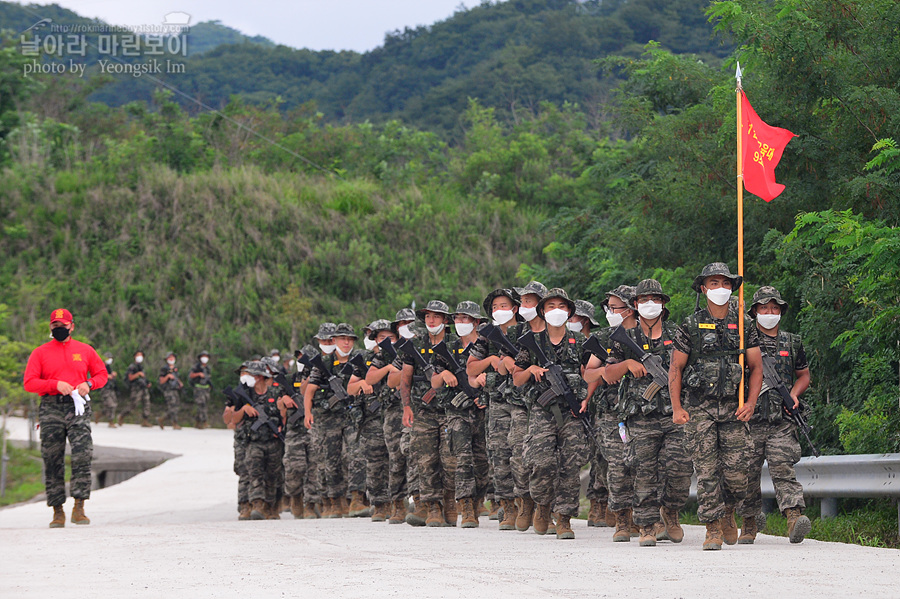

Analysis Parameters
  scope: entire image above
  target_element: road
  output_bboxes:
[0,416,895,599]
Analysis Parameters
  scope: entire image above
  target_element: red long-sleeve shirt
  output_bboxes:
[23,338,108,396]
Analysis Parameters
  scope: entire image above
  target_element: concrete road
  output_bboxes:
[0,417,895,599]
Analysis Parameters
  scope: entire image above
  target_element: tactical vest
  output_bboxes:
[435,339,474,409]
[285,371,306,430]
[504,324,530,407]
[753,330,803,423]
[411,332,458,411]
[246,387,283,442]
[681,302,749,402]
[618,322,677,418]
[522,329,587,409]
[313,354,354,412]
[589,327,619,415]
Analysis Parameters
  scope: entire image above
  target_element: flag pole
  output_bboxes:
[736,62,745,410]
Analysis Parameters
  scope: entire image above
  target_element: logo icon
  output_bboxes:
[21,17,52,34]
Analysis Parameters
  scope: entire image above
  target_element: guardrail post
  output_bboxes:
[820,497,837,519]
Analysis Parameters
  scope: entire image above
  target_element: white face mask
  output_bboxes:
[544,308,570,328]
[271,355,280,363]
[706,288,732,306]
[363,337,377,351]
[335,347,351,357]
[492,309,515,326]
[566,321,583,333]
[135,356,144,364]
[519,306,538,322]
[637,301,663,320]
[239,374,255,386]
[200,356,209,364]
[167,359,176,366]
[105,358,113,365]
[398,324,415,339]
[605,309,624,327]
[426,323,445,335]
[756,313,782,330]
[454,322,474,337]
[319,343,336,355]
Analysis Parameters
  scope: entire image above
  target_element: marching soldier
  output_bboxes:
[189,350,212,429]
[100,352,118,427]
[158,351,184,429]
[121,350,152,427]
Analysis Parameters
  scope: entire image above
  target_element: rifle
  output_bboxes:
[582,335,608,364]
[481,323,519,357]
[609,325,670,402]
[377,338,398,362]
[431,341,479,408]
[223,384,284,442]
[309,354,353,410]
[395,338,437,404]
[760,352,820,457]
[517,330,595,445]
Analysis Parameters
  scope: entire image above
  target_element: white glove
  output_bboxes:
[71,389,91,416]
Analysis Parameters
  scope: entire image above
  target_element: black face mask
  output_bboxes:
[51,326,70,342]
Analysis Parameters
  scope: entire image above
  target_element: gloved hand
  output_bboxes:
[71,389,91,416]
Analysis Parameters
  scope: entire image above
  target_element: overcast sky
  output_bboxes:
[15,0,487,52]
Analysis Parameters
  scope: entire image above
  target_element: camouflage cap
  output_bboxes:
[270,348,280,356]
[244,360,272,378]
[392,308,416,326]
[198,350,210,358]
[295,344,318,360]
[233,359,254,375]
[334,322,358,339]
[749,285,789,317]
[691,262,743,293]
[537,287,577,318]
[600,285,636,309]
[259,356,279,372]
[366,319,394,339]
[574,299,601,327]
[163,350,176,359]
[453,300,487,322]
[513,281,548,300]
[482,288,520,317]
[104,351,113,358]
[415,299,451,322]
[315,322,337,341]
[632,279,671,305]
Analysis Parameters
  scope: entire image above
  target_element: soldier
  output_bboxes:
[157,351,184,429]
[270,349,288,375]
[189,350,212,429]
[401,300,458,527]
[224,360,254,520]
[605,280,691,546]
[100,352,118,428]
[669,262,763,550]
[583,285,639,541]
[513,288,590,540]
[120,350,152,427]
[437,301,490,528]
[232,361,289,520]
[740,286,812,544]
[282,345,318,519]
[349,320,394,522]
[23,308,108,528]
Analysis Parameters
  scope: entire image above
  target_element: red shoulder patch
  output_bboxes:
[663,340,673,345]
[268,398,275,403]
[779,350,790,357]
[727,324,738,329]
[568,338,576,344]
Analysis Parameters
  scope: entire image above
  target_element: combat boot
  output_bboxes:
[660,507,684,543]
[238,502,251,521]
[337,496,350,517]
[426,501,447,527]
[488,499,500,520]
[605,503,616,527]
[547,512,558,535]
[118,414,126,426]
[738,513,758,544]
[266,502,281,520]
[50,505,65,528]
[720,507,738,545]
[786,507,811,544]
[371,503,389,522]
[498,499,517,531]
[533,504,551,535]
[290,495,305,519]
[108,420,117,428]
[406,495,427,526]
[388,499,406,524]
[443,490,458,527]
[348,491,368,517]
[556,515,575,540]
[478,498,490,518]
[459,497,479,528]
[172,422,182,430]
[703,520,724,550]
[304,501,319,519]
[628,509,640,537]
[652,520,670,541]
[140,418,152,427]
[71,499,90,525]
[639,524,657,546]
[250,499,267,520]
[587,499,603,527]
[322,497,336,519]
[157,416,166,430]
[612,510,631,542]
[516,496,535,532]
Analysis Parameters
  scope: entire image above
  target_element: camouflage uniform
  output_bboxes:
[244,385,285,506]
[283,370,313,502]
[352,350,390,506]
[614,321,692,526]
[158,359,183,424]
[40,398,94,506]
[673,299,758,522]
[225,384,251,507]
[309,352,357,499]
[121,360,152,422]
[190,356,212,427]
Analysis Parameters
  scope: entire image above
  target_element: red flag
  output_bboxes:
[741,91,795,202]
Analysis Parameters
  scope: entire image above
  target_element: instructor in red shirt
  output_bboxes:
[23,308,107,528]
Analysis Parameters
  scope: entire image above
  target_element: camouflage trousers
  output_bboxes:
[744,419,805,515]
[359,413,389,505]
[313,408,348,498]
[283,425,312,499]
[446,407,490,501]
[411,404,456,504]
[246,437,284,504]
[121,385,151,421]
[586,426,609,503]
[524,404,590,517]
[683,396,751,522]
[305,424,323,503]
[162,389,180,424]
[233,426,250,505]
[597,412,634,513]
[40,397,93,506]
[383,404,412,500]
[487,399,515,500]
[100,386,117,422]
[627,412,693,526]
[508,403,530,498]
[193,386,210,425]
[344,421,367,495]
